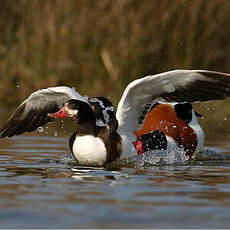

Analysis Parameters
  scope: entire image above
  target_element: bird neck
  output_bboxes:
[76,122,96,135]
[75,111,97,135]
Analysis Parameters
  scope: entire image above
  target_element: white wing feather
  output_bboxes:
[117,70,200,135]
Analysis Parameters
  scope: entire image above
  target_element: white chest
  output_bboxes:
[188,111,205,157]
[72,135,107,166]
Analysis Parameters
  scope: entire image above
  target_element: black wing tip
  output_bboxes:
[0,133,5,138]
[0,128,17,138]
[0,114,55,139]
[198,70,230,79]
[0,126,10,138]
[0,133,12,139]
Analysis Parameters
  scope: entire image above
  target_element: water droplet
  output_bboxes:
[37,127,43,132]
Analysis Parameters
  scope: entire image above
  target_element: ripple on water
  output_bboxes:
[1,135,230,228]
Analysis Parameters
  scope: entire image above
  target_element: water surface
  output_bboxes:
[1,133,230,228]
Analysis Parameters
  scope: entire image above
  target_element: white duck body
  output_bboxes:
[72,135,107,166]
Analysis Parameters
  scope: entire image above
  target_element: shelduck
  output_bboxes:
[0,70,230,165]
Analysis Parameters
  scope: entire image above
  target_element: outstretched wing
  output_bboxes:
[116,70,230,137]
[0,86,88,138]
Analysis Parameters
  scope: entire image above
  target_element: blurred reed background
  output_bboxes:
[0,0,230,138]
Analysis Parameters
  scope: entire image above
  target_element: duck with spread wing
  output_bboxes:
[1,70,230,165]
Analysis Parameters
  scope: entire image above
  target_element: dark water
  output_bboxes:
[1,134,230,228]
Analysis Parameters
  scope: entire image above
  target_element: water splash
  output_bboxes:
[111,147,227,169]
[138,147,189,166]
[37,127,44,132]
[111,147,189,168]
[59,154,77,165]
[195,148,226,161]
[61,120,65,129]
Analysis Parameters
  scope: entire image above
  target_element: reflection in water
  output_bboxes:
[1,135,230,228]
